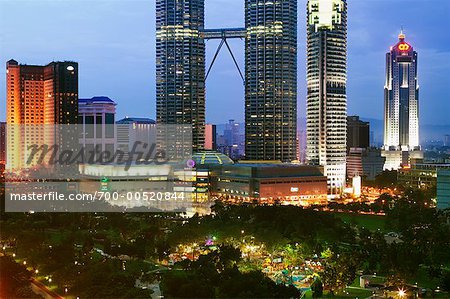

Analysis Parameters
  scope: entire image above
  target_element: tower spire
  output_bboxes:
[399,26,405,40]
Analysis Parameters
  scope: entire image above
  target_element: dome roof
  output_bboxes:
[192,151,234,166]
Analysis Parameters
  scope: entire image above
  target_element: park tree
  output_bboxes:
[311,277,324,298]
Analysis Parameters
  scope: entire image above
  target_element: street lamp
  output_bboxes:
[398,289,406,297]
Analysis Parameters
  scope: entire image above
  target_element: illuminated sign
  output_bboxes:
[398,43,410,51]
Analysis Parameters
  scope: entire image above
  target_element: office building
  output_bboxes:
[116,117,157,162]
[382,31,421,169]
[156,0,205,152]
[244,0,297,162]
[437,170,450,210]
[204,124,217,150]
[347,148,386,180]
[398,162,450,189]
[306,0,348,193]
[6,59,78,170]
[347,116,369,152]
[0,122,5,164]
[78,97,117,162]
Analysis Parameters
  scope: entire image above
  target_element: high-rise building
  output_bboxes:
[204,124,217,151]
[79,97,117,161]
[306,0,348,193]
[0,122,5,164]
[6,59,78,170]
[156,0,205,152]
[382,31,421,170]
[347,116,369,152]
[245,0,297,162]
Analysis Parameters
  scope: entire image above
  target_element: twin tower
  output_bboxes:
[156,0,298,162]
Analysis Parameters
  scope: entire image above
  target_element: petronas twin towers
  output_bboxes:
[156,0,348,191]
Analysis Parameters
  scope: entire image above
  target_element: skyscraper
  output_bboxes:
[6,59,78,170]
[382,31,421,170]
[0,122,5,164]
[306,0,348,193]
[244,0,297,162]
[156,0,205,152]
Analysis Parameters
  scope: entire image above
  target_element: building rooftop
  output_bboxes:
[116,117,156,125]
[192,151,234,166]
[79,96,117,105]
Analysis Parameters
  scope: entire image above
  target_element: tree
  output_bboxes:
[311,277,324,298]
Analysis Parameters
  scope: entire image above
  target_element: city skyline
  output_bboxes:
[1,0,450,126]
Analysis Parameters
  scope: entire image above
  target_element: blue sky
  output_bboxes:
[0,0,449,125]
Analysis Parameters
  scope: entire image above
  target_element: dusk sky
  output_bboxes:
[1,0,449,125]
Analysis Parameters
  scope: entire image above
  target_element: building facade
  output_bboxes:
[398,162,450,189]
[116,117,157,162]
[347,116,369,152]
[437,170,450,210]
[383,31,421,170]
[156,0,206,152]
[306,0,348,193]
[211,164,328,205]
[244,0,297,162]
[204,124,217,151]
[347,148,386,180]
[78,96,117,162]
[6,59,78,170]
[0,122,5,164]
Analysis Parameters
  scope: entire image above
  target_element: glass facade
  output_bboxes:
[244,0,298,162]
[306,0,347,193]
[156,0,206,152]
[437,170,450,210]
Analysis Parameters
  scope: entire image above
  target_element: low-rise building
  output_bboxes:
[437,170,450,210]
[210,163,328,205]
[398,162,450,189]
[347,148,386,181]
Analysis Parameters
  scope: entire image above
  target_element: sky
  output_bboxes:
[0,0,449,125]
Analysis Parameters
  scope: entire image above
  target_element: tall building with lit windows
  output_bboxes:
[306,0,348,194]
[245,0,297,162]
[382,31,421,170]
[156,0,206,152]
[6,59,78,170]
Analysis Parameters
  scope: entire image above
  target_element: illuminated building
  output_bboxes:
[78,97,117,161]
[204,124,217,150]
[6,59,78,170]
[211,164,328,204]
[382,30,422,169]
[244,0,298,162]
[156,0,297,161]
[115,117,156,162]
[0,122,5,164]
[437,170,450,210]
[306,0,348,193]
[156,0,206,152]
[398,162,450,189]
[347,116,369,152]
[217,120,244,160]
